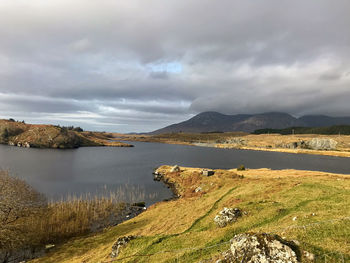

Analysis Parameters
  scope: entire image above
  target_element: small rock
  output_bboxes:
[153,172,163,181]
[303,251,315,261]
[195,186,202,193]
[170,165,180,172]
[214,207,242,228]
[292,216,297,221]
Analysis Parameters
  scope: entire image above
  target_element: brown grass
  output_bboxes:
[32,166,350,263]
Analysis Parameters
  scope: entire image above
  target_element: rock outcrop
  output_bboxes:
[306,138,337,150]
[229,233,300,263]
[111,236,136,258]
[283,138,338,151]
[214,208,242,228]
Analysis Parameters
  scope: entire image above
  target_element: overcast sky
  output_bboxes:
[0,0,349,132]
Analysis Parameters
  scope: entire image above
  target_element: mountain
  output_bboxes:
[151,112,350,134]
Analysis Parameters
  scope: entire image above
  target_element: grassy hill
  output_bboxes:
[253,125,350,135]
[0,119,131,148]
[32,166,350,262]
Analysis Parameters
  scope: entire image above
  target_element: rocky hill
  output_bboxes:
[0,119,130,149]
[151,112,350,134]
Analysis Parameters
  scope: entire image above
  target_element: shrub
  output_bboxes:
[0,171,47,250]
[237,165,246,171]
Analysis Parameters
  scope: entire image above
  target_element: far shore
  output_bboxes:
[116,133,350,158]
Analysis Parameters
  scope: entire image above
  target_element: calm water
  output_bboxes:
[0,141,349,205]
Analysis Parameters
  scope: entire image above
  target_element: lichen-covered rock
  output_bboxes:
[111,236,136,258]
[306,138,337,150]
[214,207,242,227]
[230,233,300,263]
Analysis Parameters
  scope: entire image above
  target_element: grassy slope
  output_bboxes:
[32,167,350,263]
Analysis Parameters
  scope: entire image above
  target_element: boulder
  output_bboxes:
[230,233,300,263]
[214,207,242,227]
[306,138,337,150]
[202,169,215,176]
[111,236,136,258]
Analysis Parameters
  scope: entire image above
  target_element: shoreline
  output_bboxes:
[118,135,350,158]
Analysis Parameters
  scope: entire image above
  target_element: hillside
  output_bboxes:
[0,119,131,149]
[151,112,350,134]
[32,166,350,262]
[253,125,350,135]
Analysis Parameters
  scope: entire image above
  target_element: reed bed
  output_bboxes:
[0,171,150,250]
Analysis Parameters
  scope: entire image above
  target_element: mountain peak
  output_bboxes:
[151,112,350,134]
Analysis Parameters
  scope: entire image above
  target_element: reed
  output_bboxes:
[0,171,149,249]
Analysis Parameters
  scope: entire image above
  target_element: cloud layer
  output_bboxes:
[0,0,349,132]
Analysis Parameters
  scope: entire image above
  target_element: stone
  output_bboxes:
[153,171,163,181]
[214,207,242,228]
[230,233,300,263]
[202,169,215,176]
[8,141,15,146]
[24,142,31,148]
[170,165,180,172]
[303,251,315,261]
[111,236,136,258]
[195,186,202,193]
[225,137,246,145]
[306,138,338,150]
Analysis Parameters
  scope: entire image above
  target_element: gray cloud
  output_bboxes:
[0,0,350,132]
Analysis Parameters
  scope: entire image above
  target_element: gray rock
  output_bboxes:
[214,207,242,228]
[306,138,337,150]
[111,236,136,258]
[224,137,247,145]
[229,233,300,263]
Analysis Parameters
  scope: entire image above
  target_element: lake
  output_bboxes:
[0,141,349,205]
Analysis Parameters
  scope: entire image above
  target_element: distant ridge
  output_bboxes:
[151,112,350,134]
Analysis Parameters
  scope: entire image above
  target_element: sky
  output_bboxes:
[0,0,349,132]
